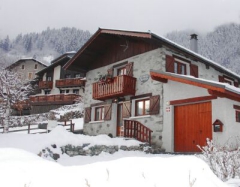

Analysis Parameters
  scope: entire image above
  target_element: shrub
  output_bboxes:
[198,137,240,181]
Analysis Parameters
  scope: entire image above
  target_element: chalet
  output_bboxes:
[64,28,240,152]
[29,52,86,114]
[6,58,48,83]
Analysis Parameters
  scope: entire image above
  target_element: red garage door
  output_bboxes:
[174,102,212,152]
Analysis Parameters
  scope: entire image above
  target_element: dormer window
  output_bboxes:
[219,75,238,87]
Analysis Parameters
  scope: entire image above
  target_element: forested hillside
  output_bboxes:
[0,24,240,75]
[165,23,240,74]
[0,27,91,66]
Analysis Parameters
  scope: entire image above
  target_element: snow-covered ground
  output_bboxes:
[0,126,239,187]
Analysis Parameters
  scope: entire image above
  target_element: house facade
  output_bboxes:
[30,52,86,114]
[64,28,240,152]
[6,58,48,83]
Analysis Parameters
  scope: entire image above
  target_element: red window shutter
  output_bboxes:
[218,75,224,82]
[149,95,160,115]
[234,81,239,88]
[236,111,239,122]
[104,104,112,121]
[84,107,91,123]
[190,64,199,78]
[122,101,131,118]
[126,62,134,76]
[166,55,174,73]
[107,68,113,77]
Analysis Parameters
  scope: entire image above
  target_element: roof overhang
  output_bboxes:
[150,70,240,102]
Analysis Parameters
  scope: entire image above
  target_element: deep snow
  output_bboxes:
[0,126,239,187]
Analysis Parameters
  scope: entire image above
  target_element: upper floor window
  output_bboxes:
[65,74,71,78]
[21,65,25,69]
[34,64,38,69]
[45,90,50,95]
[75,74,81,78]
[219,75,236,86]
[28,73,33,80]
[73,89,79,95]
[47,76,52,81]
[166,55,198,78]
[117,67,127,76]
[174,61,187,75]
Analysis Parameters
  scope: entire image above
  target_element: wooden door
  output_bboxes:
[174,102,212,152]
[117,103,124,136]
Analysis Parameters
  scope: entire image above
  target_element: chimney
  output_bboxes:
[190,34,198,53]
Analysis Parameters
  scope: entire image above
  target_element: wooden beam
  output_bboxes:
[170,95,217,105]
[208,90,240,102]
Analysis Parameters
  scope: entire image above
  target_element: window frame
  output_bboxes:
[174,61,187,75]
[95,106,105,121]
[74,73,81,78]
[47,76,52,81]
[34,64,38,70]
[21,65,25,70]
[117,66,127,76]
[45,90,50,95]
[65,74,71,78]
[73,89,79,95]
[135,98,150,116]
[28,72,33,80]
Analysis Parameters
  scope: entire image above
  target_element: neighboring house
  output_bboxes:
[6,58,48,116]
[6,58,48,83]
[29,52,86,114]
[64,28,240,153]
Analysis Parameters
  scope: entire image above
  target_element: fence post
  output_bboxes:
[28,123,30,134]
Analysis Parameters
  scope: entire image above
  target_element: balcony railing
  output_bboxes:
[12,100,31,110]
[29,94,79,105]
[124,120,153,145]
[56,78,85,88]
[92,75,136,100]
[39,81,53,89]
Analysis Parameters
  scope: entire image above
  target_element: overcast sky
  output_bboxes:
[0,0,240,39]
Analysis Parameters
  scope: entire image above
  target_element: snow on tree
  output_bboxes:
[0,69,33,133]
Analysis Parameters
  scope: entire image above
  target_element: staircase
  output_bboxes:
[124,120,153,145]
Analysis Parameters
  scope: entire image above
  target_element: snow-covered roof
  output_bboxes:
[64,28,240,81]
[150,70,240,101]
[7,58,48,69]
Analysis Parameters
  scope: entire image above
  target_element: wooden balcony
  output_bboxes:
[29,94,79,105]
[56,78,85,88]
[92,75,136,100]
[12,100,31,110]
[39,81,53,89]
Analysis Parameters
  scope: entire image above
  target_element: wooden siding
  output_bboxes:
[174,102,212,152]
[89,36,158,70]
[92,75,136,100]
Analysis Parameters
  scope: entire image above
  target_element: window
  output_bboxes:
[95,106,105,121]
[174,61,187,75]
[75,74,81,78]
[28,73,33,80]
[66,90,69,93]
[117,67,127,76]
[60,90,65,94]
[73,89,79,95]
[45,90,50,95]
[21,65,25,69]
[135,98,150,116]
[47,76,52,81]
[236,111,240,122]
[34,64,38,69]
[65,74,71,78]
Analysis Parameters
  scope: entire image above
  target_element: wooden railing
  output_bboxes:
[39,81,53,89]
[124,120,153,145]
[29,94,79,105]
[56,78,85,88]
[92,75,136,100]
[12,100,31,110]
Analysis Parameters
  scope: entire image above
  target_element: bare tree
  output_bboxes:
[0,69,32,132]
